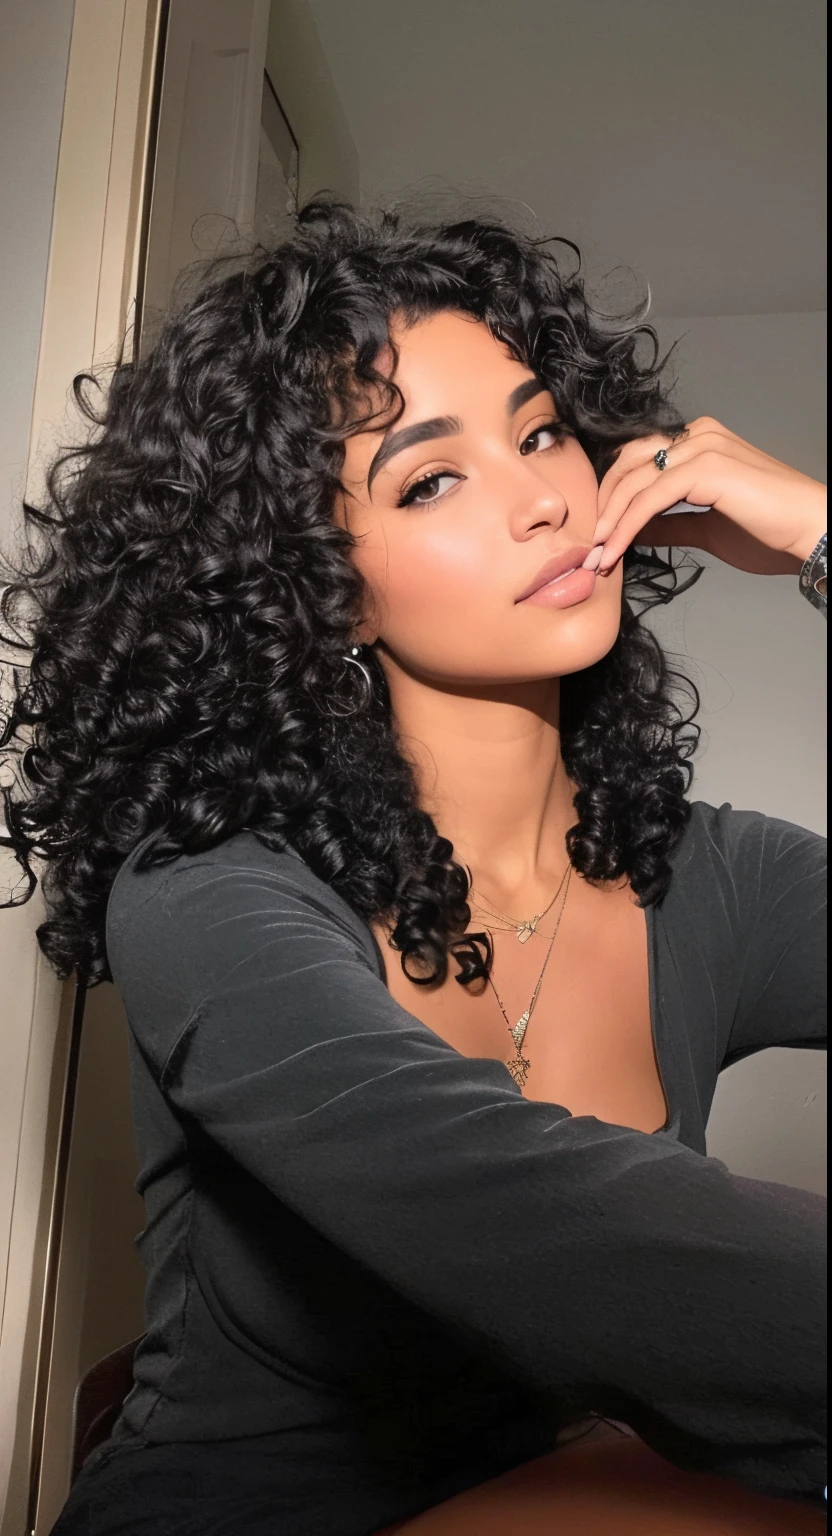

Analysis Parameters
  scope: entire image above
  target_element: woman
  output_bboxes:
[2,201,826,1534]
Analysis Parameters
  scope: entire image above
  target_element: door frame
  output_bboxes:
[0,6,168,1532]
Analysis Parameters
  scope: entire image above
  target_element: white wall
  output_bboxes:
[266,0,358,203]
[308,0,825,318]
[651,311,826,1193]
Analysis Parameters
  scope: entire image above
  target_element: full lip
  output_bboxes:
[515,546,592,603]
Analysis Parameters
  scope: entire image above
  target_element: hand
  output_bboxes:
[591,417,827,577]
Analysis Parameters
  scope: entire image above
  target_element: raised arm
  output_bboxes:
[591,415,827,593]
[109,841,827,1512]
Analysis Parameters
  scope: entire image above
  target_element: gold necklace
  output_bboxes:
[469,862,569,944]
[486,867,572,1088]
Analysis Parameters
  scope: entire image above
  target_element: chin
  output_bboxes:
[527,583,623,679]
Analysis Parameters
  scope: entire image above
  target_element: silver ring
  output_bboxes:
[654,447,671,471]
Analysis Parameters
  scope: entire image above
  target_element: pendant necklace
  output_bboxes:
[469,861,570,944]
[486,866,572,1089]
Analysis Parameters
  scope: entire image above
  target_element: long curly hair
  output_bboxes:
[1,198,700,988]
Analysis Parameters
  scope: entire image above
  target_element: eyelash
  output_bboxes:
[396,421,574,509]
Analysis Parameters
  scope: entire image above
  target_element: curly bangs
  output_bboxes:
[1,198,700,986]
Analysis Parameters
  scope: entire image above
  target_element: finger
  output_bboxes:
[597,433,673,517]
[597,465,726,570]
[684,415,756,453]
[652,429,761,471]
[596,418,746,517]
[596,459,668,542]
[674,416,750,451]
[684,415,809,477]
[595,435,760,544]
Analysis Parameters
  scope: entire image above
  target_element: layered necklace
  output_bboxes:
[469,866,568,944]
[470,863,572,1089]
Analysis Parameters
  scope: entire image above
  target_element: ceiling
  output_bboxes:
[307,0,826,317]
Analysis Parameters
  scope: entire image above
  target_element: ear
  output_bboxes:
[334,477,385,647]
[351,580,383,649]
[353,619,380,647]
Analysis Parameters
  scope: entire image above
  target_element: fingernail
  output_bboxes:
[582,544,604,572]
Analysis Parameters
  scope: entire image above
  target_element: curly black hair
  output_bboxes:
[0,198,700,988]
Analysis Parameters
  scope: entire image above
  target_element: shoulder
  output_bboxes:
[666,800,826,914]
[672,799,826,874]
[106,831,382,1012]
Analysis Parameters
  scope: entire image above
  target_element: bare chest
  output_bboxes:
[375,878,668,1135]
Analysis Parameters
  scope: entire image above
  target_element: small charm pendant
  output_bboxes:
[507,1052,531,1087]
[516,917,539,944]
[508,1014,531,1086]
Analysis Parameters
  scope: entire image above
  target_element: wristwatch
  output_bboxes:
[799,532,827,617]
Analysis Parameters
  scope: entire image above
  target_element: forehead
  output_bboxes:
[387,309,525,399]
[342,311,535,448]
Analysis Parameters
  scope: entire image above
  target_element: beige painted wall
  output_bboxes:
[651,311,827,1194]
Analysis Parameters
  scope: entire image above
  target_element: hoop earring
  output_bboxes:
[343,644,373,691]
[326,643,374,715]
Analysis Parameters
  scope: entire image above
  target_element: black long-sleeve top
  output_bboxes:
[59,801,827,1532]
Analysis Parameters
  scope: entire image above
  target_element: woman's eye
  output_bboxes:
[520,422,571,455]
[398,472,460,507]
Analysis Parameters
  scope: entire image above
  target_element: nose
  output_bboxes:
[506,460,569,542]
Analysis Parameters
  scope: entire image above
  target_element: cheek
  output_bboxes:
[357,514,496,634]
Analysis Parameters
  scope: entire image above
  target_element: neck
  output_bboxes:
[381,652,575,906]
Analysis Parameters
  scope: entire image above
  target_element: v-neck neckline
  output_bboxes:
[645,902,675,1137]
[368,902,678,1139]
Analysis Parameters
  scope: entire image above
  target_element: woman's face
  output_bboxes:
[338,310,623,684]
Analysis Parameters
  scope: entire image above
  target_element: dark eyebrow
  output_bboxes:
[507,378,549,416]
[367,416,462,492]
[365,380,551,493]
